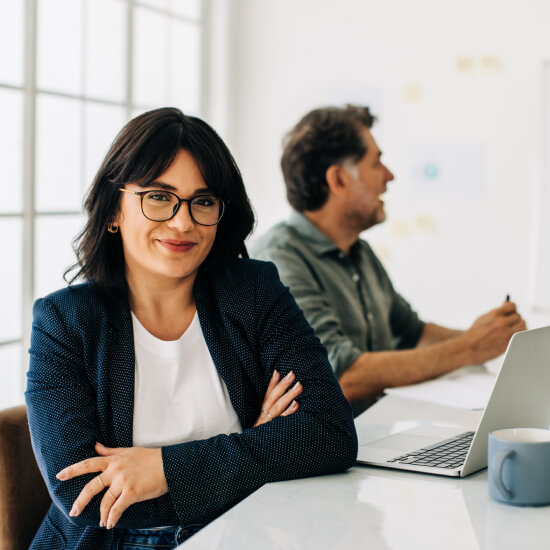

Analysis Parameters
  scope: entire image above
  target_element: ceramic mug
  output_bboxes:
[488,428,550,506]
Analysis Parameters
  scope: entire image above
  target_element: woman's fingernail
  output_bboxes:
[271,371,278,379]
[107,522,113,530]
[291,400,298,409]
[293,381,301,390]
[285,371,294,380]
[70,506,78,516]
[99,520,104,528]
[56,470,66,480]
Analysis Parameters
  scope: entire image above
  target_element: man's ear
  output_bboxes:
[325,164,348,194]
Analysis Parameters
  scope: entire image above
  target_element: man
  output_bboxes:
[252,105,526,416]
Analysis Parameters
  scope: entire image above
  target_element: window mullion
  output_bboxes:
[126,0,134,118]
[199,0,209,118]
[22,0,38,394]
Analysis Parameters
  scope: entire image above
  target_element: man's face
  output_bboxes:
[342,127,394,232]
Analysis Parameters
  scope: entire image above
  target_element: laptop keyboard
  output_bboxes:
[387,431,475,469]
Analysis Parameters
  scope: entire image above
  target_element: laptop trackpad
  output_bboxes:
[363,425,465,453]
[370,433,441,452]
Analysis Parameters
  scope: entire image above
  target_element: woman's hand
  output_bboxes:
[253,370,303,426]
[56,443,168,529]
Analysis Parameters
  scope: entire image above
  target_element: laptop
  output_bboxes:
[356,325,550,477]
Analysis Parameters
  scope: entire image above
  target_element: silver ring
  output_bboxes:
[262,409,273,419]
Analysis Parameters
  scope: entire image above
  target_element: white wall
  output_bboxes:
[209,0,550,329]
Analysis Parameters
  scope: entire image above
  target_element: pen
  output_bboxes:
[506,294,510,302]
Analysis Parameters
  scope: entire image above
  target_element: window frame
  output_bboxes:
[0,0,207,406]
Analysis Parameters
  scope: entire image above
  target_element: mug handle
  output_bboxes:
[491,449,514,500]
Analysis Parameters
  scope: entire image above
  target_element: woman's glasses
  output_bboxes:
[119,189,226,226]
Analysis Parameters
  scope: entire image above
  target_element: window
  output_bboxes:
[0,0,204,408]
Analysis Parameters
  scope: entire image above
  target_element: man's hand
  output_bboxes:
[56,443,168,530]
[253,370,303,426]
[465,300,527,364]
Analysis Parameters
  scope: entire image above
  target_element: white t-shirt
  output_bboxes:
[131,311,242,447]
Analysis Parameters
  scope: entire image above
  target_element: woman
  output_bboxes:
[26,107,357,550]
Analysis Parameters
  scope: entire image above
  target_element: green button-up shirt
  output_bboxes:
[252,212,424,416]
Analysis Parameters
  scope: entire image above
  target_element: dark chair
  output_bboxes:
[0,404,51,550]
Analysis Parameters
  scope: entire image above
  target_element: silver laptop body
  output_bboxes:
[356,325,550,477]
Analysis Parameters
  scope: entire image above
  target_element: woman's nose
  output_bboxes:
[167,202,195,231]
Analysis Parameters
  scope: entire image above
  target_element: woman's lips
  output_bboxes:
[157,239,196,252]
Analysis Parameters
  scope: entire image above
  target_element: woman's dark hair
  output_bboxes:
[65,107,255,288]
[281,105,376,212]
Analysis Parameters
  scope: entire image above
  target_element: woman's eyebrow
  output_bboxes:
[138,181,178,191]
[138,181,213,195]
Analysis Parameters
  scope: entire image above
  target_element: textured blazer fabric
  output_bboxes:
[26,259,358,550]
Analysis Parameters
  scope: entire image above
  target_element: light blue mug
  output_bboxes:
[488,428,550,506]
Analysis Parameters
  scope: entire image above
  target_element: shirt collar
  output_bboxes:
[288,211,345,256]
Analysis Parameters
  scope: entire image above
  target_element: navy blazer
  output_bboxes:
[26,259,357,550]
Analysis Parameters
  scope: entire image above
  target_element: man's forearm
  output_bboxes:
[416,322,463,347]
[338,332,476,403]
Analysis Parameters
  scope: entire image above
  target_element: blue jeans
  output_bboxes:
[111,526,203,549]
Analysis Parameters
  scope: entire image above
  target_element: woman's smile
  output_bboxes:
[156,239,197,253]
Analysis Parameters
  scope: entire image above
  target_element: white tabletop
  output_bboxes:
[179,392,550,549]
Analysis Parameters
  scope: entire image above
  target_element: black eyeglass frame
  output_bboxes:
[119,188,227,226]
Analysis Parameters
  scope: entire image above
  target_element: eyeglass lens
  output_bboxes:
[141,191,223,225]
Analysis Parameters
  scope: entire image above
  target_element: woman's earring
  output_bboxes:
[107,223,119,234]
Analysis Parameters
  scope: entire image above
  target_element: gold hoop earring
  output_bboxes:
[107,223,119,234]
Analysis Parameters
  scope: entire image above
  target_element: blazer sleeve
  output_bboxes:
[25,297,180,529]
[162,261,358,526]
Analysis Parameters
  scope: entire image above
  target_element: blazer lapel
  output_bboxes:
[194,275,258,429]
[105,295,135,447]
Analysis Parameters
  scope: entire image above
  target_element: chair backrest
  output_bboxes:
[0,404,51,550]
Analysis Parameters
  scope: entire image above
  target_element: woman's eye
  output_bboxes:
[194,196,216,207]
[147,192,171,202]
